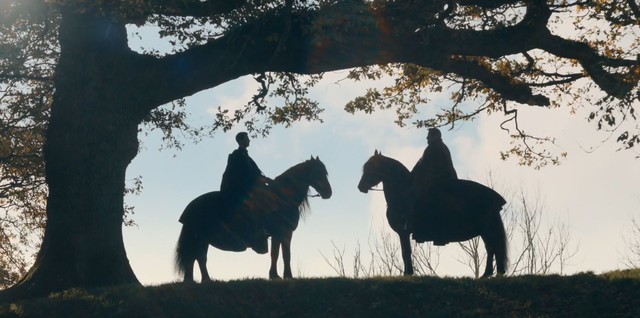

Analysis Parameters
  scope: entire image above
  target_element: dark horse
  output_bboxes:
[357,150,508,277]
[175,156,332,282]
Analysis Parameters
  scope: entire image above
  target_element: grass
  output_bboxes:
[1,269,639,318]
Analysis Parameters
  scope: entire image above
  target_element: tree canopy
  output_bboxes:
[129,0,640,164]
[0,0,638,300]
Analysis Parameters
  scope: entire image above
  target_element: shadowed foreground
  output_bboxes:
[1,270,639,318]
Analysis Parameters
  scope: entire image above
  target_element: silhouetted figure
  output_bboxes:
[220,132,270,204]
[219,132,271,248]
[411,128,458,191]
[358,151,508,277]
[176,157,332,282]
[410,128,458,245]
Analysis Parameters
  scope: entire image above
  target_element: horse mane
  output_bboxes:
[365,154,411,179]
[384,155,410,176]
[273,159,323,219]
[299,195,310,220]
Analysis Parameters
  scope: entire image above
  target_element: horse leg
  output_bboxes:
[269,236,281,279]
[282,231,294,279]
[195,242,211,283]
[481,240,495,278]
[191,236,211,283]
[482,212,509,278]
[179,241,196,283]
[176,225,198,283]
[399,231,414,276]
[183,260,195,283]
[496,250,507,277]
[493,214,508,276]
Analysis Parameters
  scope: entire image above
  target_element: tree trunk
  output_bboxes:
[1,10,145,301]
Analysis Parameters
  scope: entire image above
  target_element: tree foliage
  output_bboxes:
[124,0,639,167]
[0,0,55,287]
[5,0,636,149]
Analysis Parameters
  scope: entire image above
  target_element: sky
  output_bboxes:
[122,25,640,286]
[122,72,640,285]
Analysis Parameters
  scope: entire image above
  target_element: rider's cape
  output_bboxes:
[412,179,506,243]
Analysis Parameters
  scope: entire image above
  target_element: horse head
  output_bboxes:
[307,156,332,199]
[358,150,384,193]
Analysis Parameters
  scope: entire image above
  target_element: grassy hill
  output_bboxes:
[1,269,639,318]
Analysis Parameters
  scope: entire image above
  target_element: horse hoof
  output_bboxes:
[201,277,212,283]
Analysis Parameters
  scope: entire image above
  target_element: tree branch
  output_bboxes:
[145,0,247,18]
[132,0,639,111]
[437,57,550,106]
[534,32,638,99]
[456,0,522,9]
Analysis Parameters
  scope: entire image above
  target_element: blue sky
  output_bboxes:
[122,25,640,285]
[122,72,639,284]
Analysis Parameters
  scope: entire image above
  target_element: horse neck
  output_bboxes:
[378,157,411,204]
[273,163,311,208]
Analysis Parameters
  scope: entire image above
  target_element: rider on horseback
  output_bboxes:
[220,132,271,200]
[410,127,458,245]
[220,132,272,250]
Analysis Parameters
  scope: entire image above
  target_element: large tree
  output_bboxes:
[0,0,638,300]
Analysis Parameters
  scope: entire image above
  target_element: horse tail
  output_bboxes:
[174,224,194,276]
[494,210,509,273]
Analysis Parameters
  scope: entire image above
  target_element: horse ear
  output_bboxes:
[315,156,320,160]
[310,155,313,160]
[374,149,380,156]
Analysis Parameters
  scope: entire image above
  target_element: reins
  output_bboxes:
[309,187,382,197]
